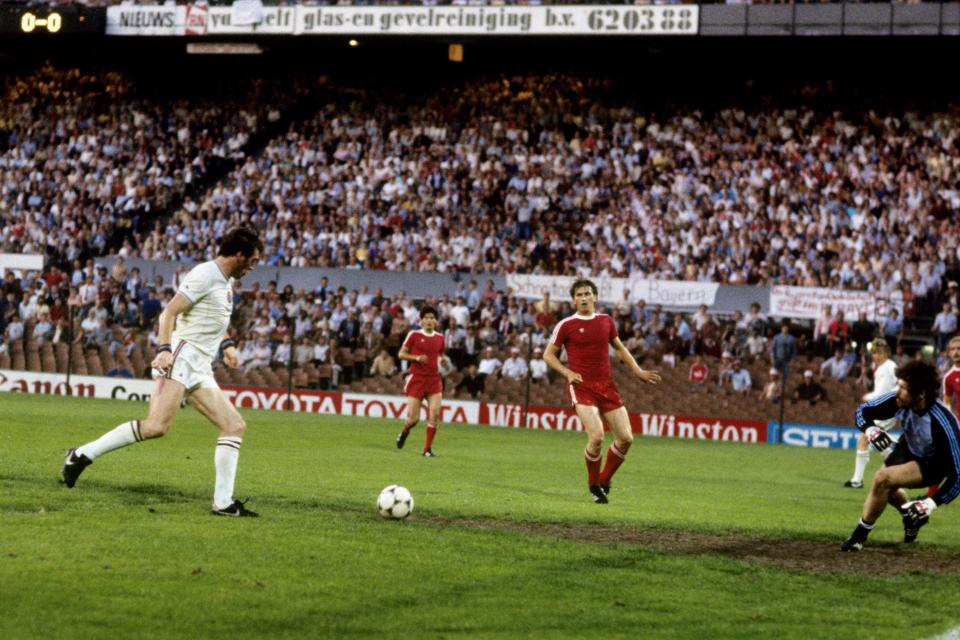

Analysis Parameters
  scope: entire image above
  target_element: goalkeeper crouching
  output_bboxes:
[841,361,960,552]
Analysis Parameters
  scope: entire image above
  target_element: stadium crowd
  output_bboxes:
[4,68,956,311]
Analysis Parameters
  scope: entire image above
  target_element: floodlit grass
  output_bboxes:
[2,393,959,639]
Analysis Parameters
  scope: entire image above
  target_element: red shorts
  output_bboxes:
[567,379,624,413]
[404,375,442,400]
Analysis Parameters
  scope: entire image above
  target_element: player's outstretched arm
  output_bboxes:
[543,343,581,385]
[611,337,660,384]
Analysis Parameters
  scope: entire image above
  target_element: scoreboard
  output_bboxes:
[0,6,103,35]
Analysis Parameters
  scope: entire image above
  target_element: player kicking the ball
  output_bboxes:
[543,279,661,503]
[841,361,960,551]
[395,305,450,457]
[61,227,263,517]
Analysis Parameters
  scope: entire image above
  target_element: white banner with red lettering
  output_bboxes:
[1,370,765,443]
[506,274,719,308]
[769,286,903,322]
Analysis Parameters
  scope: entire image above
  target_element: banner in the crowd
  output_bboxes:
[106,5,699,36]
[506,274,719,308]
[769,286,903,322]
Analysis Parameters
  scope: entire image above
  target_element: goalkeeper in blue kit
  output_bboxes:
[842,361,960,551]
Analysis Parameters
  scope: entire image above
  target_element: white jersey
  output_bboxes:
[867,358,898,429]
[171,260,233,359]
[867,359,898,399]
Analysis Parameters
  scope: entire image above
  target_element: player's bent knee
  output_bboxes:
[223,416,246,438]
[140,418,171,439]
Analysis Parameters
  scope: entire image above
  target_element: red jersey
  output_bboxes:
[402,330,445,378]
[944,366,960,410]
[550,313,617,380]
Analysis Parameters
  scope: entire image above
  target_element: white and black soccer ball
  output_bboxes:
[377,485,414,520]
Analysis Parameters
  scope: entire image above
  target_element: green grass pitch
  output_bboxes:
[2,393,960,640]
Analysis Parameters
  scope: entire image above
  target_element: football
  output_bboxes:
[377,485,414,520]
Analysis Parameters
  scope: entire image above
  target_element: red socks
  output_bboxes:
[423,423,437,452]
[584,448,602,486]
[598,443,626,487]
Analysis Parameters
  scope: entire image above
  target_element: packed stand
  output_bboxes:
[0,64,299,269]
[132,74,960,326]
[4,260,958,425]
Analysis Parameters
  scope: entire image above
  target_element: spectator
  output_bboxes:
[821,348,852,382]
[245,336,273,372]
[794,370,828,405]
[294,337,314,367]
[501,347,529,380]
[771,321,797,378]
[454,364,485,399]
[745,328,767,363]
[827,310,850,354]
[728,359,752,396]
[272,335,292,367]
[761,369,781,403]
[882,308,903,350]
[813,305,833,357]
[529,347,548,383]
[32,310,53,342]
[932,302,958,353]
[5,313,24,345]
[477,346,502,381]
[369,349,397,377]
[850,311,876,357]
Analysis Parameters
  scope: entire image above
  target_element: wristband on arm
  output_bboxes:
[220,339,237,350]
[156,344,172,353]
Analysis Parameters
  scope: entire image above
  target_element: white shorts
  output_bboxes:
[159,341,219,393]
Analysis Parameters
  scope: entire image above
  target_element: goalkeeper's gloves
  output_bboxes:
[866,426,892,453]
[902,498,937,529]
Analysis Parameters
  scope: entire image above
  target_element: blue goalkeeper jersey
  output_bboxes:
[855,392,960,506]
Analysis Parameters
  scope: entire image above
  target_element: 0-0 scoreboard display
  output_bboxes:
[0,7,103,35]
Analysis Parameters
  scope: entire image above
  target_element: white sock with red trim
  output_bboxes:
[214,437,242,510]
[77,420,143,460]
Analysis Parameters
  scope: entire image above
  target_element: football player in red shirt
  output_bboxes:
[944,336,960,414]
[543,279,661,503]
[395,305,449,457]
[924,335,960,497]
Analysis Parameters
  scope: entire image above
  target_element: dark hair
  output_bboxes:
[569,278,598,299]
[218,227,264,258]
[895,360,941,408]
[420,305,438,319]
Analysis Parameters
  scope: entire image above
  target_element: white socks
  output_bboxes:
[77,420,144,460]
[851,450,870,484]
[214,437,242,510]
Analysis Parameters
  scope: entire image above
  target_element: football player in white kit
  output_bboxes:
[61,228,264,516]
[844,338,898,488]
